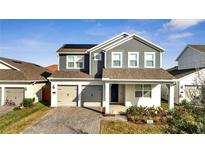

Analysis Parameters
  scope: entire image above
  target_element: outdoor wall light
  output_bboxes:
[52,85,55,89]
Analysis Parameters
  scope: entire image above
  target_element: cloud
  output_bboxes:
[163,19,205,30]
[168,32,193,40]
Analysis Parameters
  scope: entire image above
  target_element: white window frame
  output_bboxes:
[128,52,139,68]
[111,52,123,68]
[66,55,84,69]
[145,52,155,68]
[135,84,152,98]
[93,53,102,61]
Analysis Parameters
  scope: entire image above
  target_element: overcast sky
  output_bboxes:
[0,19,205,68]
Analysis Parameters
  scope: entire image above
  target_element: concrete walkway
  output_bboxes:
[23,107,102,134]
[0,106,14,117]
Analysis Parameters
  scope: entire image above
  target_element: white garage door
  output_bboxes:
[5,88,25,105]
[57,85,77,106]
[82,85,102,107]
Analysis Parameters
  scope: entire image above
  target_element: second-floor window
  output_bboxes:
[66,55,84,69]
[145,52,155,68]
[112,52,122,68]
[128,52,139,68]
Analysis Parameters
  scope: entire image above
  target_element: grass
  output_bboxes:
[100,120,167,134]
[0,102,51,134]
[161,99,169,110]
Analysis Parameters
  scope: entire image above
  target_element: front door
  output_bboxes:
[111,84,118,102]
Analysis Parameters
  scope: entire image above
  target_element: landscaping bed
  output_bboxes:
[100,120,166,134]
[0,102,51,134]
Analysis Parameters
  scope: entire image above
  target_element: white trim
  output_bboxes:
[0,80,47,83]
[144,52,155,68]
[0,60,20,71]
[128,52,139,68]
[102,78,176,82]
[104,52,107,68]
[160,52,163,68]
[66,55,85,69]
[111,52,123,68]
[57,52,86,54]
[86,32,129,53]
[48,77,102,81]
[57,53,60,71]
[93,53,102,61]
[103,34,165,52]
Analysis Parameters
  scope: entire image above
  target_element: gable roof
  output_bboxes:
[103,68,174,80]
[167,66,204,79]
[86,32,129,53]
[103,34,165,52]
[176,45,205,61]
[0,57,51,81]
[57,44,97,53]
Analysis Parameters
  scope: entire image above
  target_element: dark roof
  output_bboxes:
[103,68,175,80]
[0,57,51,81]
[57,44,98,53]
[50,71,101,79]
[189,45,205,53]
[167,66,203,79]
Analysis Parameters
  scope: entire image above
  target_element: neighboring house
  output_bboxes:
[162,45,205,103]
[48,32,175,114]
[0,57,51,106]
[46,64,58,71]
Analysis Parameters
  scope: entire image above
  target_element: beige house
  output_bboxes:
[0,57,51,106]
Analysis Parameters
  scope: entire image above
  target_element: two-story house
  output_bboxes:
[48,32,175,114]
[162,45,205,103]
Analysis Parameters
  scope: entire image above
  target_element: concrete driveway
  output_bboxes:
[0,106,14,117]
[23,107,102,134]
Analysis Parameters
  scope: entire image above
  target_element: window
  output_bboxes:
[128,52,139,67]
[94,53,102,61]
[145,52,155,68]
[135,84,152,98]
[112,52,122,67]
[66,55,84,69]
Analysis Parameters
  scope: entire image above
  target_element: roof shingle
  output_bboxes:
[0,57,51,81]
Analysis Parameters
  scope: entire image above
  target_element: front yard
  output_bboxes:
[100,120,166,134]
[0,102,51,134]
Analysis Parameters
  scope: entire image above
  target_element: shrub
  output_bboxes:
[22,98,35,107]
[126,106,167,124]
[165,107,205,134]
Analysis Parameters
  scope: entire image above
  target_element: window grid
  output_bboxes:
[135,84,152,98]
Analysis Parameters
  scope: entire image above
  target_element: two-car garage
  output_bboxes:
[57,85,102,107]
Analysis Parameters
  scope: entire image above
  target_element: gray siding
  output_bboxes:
[59,54,89,73]
[90,51,104,75]
[178,47,205,70]
[106,39,161,68]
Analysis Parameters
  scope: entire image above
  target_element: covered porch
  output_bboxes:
[102,82,175,114]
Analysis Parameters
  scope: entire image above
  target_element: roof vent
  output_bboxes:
[12,60,22,64]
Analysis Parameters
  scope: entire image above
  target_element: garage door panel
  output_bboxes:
[82,85,102,107]
[57,86,77,106]
[5,88,24,105]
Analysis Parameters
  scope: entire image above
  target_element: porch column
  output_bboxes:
[104,82,110,114]
[1,87,5,106]
[168,84,175,111]
[77,84,82,107]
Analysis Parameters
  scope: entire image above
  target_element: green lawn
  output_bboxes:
[100,120,167,134]
[0,102,51,134]
[161,99,168,110]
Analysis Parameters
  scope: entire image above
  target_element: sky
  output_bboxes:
[0,19,205,68]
